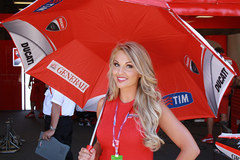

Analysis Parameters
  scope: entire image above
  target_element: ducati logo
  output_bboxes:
[184,55,199,74]
[46,16,67,31]
[215,67,228,93]
[21,42,34,65]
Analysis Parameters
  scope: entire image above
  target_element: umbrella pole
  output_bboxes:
[87,89,109,151]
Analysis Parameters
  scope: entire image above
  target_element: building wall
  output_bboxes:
[228,33,240,71]
[0,40,21,110]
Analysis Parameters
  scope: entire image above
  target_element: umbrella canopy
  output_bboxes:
[1,0,236,120]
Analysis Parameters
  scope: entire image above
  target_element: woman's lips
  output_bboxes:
[117,77,127,82]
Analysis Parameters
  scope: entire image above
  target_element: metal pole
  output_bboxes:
[88,89,109,147]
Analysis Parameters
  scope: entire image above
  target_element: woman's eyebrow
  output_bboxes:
[113,60,132,64]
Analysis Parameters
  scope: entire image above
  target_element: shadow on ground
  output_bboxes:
[0,111,229,160]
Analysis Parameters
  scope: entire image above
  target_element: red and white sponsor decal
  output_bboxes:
[215,142,240,158]
[56,16,67,31]
[13,48,22,66]
[47,60,89,93]
[46,16,67,31]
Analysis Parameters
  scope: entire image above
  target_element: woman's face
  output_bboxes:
[112,50,140,90]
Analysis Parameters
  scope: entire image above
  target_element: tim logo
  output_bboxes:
[162,92,193,109]
[34,0,63,12]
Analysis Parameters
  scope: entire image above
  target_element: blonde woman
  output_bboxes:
[78,42,200,160]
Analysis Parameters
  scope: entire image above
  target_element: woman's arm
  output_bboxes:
[93,98,105,159]
[78,98,104,160]
[42,102,61,140]
[158,102,200,160]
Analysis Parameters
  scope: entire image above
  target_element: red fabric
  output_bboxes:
[218,95,229,114]
[129,0,240,16]
[124,0,168,8]
[167,0,240,2]
[2,0,236,119]
[97,98,153,160]
[183,17,240,29]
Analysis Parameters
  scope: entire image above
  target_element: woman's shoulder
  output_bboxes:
[96,97,116,117]
[98,97,105,106]
[97,97,116,108]
[97,98,105,115]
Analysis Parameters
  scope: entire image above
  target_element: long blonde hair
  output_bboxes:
[108,41,164,151]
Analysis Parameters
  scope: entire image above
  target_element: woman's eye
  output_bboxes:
[126,64,133,68]
[113,62,119,67]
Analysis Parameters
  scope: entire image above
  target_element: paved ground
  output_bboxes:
[0,111,230,160]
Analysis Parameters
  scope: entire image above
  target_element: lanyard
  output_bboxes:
[112,102,131,157]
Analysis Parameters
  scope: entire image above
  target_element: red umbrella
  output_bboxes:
[1,0,236,119]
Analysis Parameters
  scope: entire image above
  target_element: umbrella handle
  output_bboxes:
[88,89,109,150]
[86,145,93,151]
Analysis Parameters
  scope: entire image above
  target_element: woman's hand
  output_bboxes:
[78,147,96,160]
[78,99,103,160]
